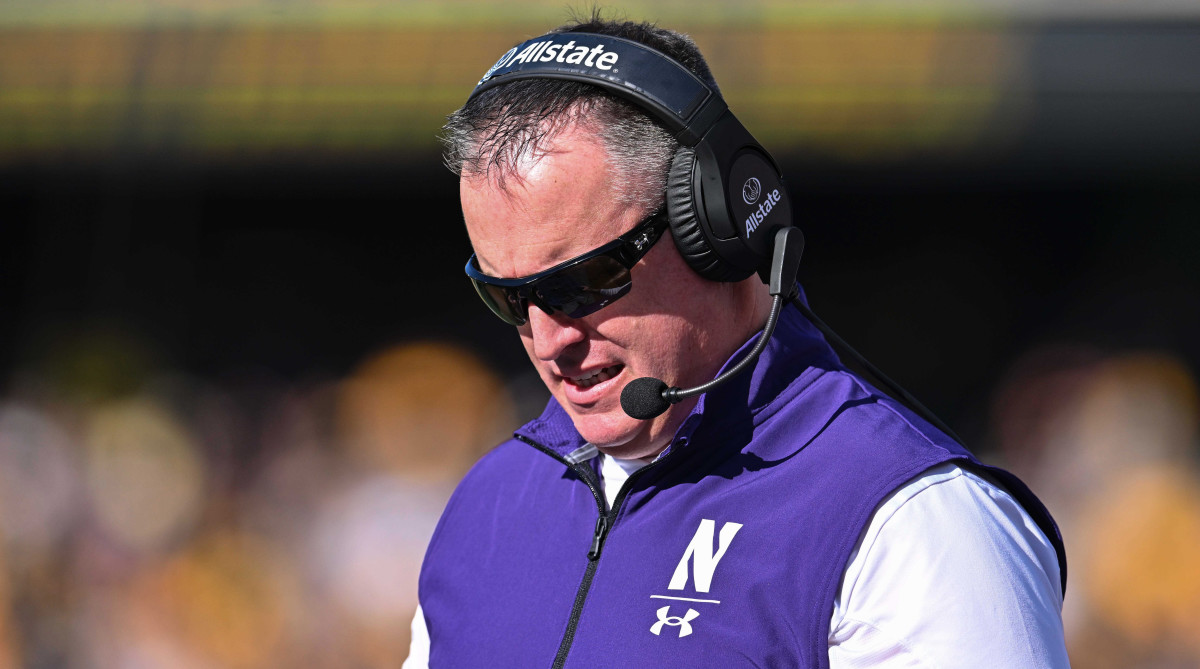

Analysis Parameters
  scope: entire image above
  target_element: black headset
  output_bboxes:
[468,31,795,284]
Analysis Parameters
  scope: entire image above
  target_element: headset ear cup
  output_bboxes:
[666,147,738,281]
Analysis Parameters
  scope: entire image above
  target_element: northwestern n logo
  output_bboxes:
[668,519,743,593]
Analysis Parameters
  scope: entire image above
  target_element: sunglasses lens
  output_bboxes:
[471,279,528,326]
[467,250,637,326]
[534,256,632,319]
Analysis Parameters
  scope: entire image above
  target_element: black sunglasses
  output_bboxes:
[464,208,669,326]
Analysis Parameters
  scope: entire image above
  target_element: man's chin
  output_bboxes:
[570,411,645,453]
[569,410,669,460]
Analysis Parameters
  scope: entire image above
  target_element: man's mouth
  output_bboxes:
[567,365,624,388]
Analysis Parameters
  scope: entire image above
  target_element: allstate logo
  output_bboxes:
[742,177,762,205]
[480,47,518,83]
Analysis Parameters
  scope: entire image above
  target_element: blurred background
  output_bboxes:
[2,0,1199,667]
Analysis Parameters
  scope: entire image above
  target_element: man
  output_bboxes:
[407,15,1069,668]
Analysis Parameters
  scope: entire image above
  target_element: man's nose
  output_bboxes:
[526,306,587,361]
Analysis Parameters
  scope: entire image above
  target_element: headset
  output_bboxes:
[467,30,962,444]
[469,31,794,285]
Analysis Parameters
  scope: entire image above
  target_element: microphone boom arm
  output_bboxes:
[621,227,804,419]
[664,293,783,403]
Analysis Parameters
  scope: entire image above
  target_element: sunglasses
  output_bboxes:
[465,208,669,326]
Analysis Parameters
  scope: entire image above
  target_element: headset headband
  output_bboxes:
[469,32,730,146]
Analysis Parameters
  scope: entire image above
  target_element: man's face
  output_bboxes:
[461,125,758,459]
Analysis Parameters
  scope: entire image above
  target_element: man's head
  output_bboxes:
[446,16,773,459]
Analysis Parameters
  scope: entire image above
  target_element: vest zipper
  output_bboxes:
[588,515,609,560]
[515,434,666,669]
[550,504,604,669]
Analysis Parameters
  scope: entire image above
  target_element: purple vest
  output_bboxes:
[419,304,1065,668]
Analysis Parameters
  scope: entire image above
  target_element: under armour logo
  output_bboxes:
[650,606,700,637]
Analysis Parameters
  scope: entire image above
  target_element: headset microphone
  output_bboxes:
[618,225,964,448]
[621,227,804,420]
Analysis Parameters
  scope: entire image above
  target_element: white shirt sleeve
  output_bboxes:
[402,604,430,669]
[829,463,1069,668]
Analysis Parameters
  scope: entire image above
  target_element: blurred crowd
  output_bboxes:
[990,346,1200,668]
[1,327,1198,668]
[0,332,518,668]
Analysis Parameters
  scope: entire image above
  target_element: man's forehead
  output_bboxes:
[463,116,609,189]
[460,127,632,278]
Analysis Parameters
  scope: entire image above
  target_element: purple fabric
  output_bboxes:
[419,302,1065,667]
